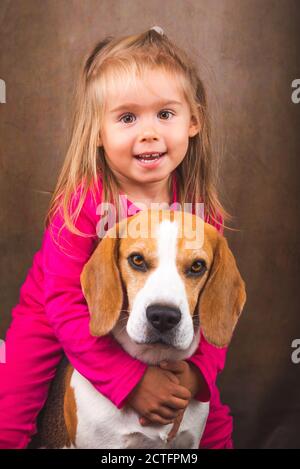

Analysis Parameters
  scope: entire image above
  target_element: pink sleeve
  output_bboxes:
[42,189,147,409]
[186,333,227,401]
[186,212,226,402]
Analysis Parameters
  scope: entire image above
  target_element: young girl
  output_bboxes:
[0,27,233,449]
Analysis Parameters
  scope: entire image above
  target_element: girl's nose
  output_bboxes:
[139,129,160,141]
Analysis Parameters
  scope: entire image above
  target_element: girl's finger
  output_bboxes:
[164,370,180,384]
[139,416,151,426]
[143,412,175,426]
[160,360,185,373]
[171,384,192,401]
[167,395,191,410]
[155,406,181,420]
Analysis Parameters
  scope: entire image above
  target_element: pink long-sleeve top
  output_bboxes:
[14,171,232,448]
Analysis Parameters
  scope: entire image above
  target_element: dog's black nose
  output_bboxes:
[146,304,181,333]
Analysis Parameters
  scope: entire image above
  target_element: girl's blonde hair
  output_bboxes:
[45,28,232,238]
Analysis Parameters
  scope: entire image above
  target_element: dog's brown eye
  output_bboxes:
[132,255,143,266]
[128,254,147,272]
[189,260,207,275]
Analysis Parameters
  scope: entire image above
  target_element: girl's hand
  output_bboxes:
[126,365,191,426]
[160,360,207,398]
[159,360,208,442]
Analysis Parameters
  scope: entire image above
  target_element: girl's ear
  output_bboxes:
[188,114,201,137]
[198,235,247,347]
[80,232,123,337]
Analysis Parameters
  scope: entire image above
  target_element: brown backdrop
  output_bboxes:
[1,0,300,448]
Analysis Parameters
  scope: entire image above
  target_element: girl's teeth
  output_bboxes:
[140,159,157,164]
[135,153,164,161]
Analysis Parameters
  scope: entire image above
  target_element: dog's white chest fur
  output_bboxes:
[71,370,209,449]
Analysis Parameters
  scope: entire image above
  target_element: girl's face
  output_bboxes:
[98,68,199,190]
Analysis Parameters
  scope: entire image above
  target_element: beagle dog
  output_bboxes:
[30,209,246,449]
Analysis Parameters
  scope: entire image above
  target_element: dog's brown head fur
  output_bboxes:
[81,209,246,348]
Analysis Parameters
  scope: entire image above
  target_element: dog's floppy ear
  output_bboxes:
[198,235,246,347]
[80,225,124,337]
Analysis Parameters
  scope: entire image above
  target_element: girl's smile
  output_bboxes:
[133,152,167,169]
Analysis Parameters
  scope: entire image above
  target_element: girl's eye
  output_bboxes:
[120,113,135,124]
[158,110,174,120]
[119,110,174,124]
[128,254,147,272]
